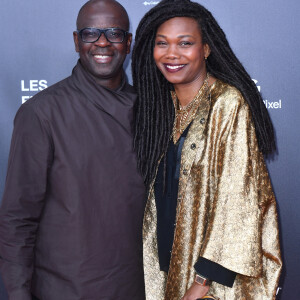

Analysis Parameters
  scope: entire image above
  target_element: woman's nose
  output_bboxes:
[165,45,179,59]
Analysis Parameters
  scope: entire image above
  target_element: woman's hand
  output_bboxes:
[181,282,210,300]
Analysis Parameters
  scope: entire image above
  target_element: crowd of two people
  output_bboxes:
[0,0,281,299]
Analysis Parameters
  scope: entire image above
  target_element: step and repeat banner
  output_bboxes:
[0,0,299,299]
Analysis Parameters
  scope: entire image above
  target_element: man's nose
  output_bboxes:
[94,33,110,46]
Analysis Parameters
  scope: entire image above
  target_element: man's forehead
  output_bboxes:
[78,13,126,29]
[77,1,129,30]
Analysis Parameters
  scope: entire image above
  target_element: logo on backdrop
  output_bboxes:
[143,1,160,5]
[252,79,282,109]
[21,80,48,103]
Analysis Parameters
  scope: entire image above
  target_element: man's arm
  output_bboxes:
[0,102,52,299]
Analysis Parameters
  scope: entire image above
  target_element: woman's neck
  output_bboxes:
[174,74,207,107]
[174,74,216,107]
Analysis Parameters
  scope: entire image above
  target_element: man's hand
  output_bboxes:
[181,282,210,300]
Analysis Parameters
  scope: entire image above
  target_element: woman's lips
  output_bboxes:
[163,64,186,73]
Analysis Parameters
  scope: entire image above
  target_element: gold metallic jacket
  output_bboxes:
[143,80,282,300]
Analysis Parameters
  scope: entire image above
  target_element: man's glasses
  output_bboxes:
[77,27,128,43]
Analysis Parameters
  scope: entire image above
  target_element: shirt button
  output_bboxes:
[191,143,196,150]
[200,118,205,124]
[183,169,188,175]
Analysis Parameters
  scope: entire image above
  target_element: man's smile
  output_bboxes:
[92,54,113,63]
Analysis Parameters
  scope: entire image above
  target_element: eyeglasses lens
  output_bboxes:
[81,29,99,43]
[106,29,124,42]
[80,28,125,43]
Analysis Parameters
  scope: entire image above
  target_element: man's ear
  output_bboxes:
[73,31,80,53]
[126,33,132,54]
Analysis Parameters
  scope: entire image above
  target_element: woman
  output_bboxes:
[132,0,282,299]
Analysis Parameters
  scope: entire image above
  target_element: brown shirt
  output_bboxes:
[0,61,146,300]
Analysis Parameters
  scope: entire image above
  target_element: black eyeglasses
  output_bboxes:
[77,27,128,43]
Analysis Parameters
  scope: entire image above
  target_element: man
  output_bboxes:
[0,1,145,299]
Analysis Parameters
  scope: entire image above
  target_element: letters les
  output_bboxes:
[21,80,48,103]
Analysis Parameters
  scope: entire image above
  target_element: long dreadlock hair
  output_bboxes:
[132,0,276,188]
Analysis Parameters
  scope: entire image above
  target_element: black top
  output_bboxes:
[154,123,236,287]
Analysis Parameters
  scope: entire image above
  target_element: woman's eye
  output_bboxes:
[180,41,193,46]
[156,41,167,46]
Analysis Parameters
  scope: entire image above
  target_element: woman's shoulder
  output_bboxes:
[210,79,247,110]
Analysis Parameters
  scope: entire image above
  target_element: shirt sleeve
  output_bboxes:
[0,102,53,299]
[194,256,236,287]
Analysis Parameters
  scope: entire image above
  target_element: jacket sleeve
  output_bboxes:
[0,102,53,299]
[200,91,281,281]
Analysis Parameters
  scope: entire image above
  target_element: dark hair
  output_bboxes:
[132,0,276,187]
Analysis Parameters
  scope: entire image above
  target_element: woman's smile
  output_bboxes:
[163,63,186,72]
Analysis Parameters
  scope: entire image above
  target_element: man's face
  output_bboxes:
[73,2,132,89]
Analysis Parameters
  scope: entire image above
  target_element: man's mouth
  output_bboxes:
[92,54,113,63]
[163,64,186,72]
[94,55,110,59]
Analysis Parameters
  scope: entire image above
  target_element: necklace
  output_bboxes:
[171,72,210,143]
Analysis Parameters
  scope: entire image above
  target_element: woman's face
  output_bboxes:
[153,17,210,88]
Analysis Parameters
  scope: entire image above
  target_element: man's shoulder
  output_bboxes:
[27,75,73,106]
[18,73,80,124]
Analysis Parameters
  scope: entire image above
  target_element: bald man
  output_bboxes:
[0,1,145,299]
